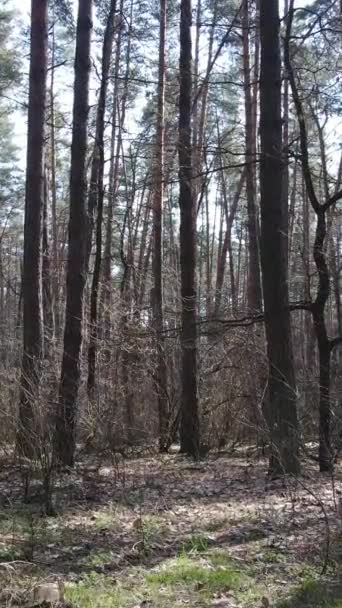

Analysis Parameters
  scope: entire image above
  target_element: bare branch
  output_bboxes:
[284,0,321,214]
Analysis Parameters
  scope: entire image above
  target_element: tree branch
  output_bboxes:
[284,0,321,214]
[330,336,342,351]
[323,188,342,211]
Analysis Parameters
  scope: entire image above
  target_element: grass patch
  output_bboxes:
[0,508,79,563]
[86,550,116,568]
[0,508,32,536]
[65,574,133,608]
[203,516,231,533]
[278,576,342,608]
[66,552,250,608]
[92,509,118,531]
[209,550,238,567]
[262,548,288,564]
[146,553,243,594]
[133,514,168,555]
[182,534,210,553]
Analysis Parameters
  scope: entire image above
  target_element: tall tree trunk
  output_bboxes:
[49,11,60,337]
[17,0,48,458]
[192,0,201,154]
[42,166,54,338]
[178,0,200,458]
[87,0,116,270]
[288,152,298,287]
[100,0,125,344]
[54,0,93,467]
[331,227,342,337]
[282,0,290,272]
[285,1,342,471]
[87,0,116,396]
[152,0,169,451]
[193,0,217,207]
[242,0,262,312]
[259,0,300,476]
[214,170,245,317]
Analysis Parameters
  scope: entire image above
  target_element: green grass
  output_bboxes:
[278,576,342,608]
[262,548,288,564]
[86,550,116,568]
[133,514,168,555]
[0,507,79,563]
[181,534,210,553]
[65,574,133,608]
[65,551,247,608]
[92,509,119,531]
[146,554,243,593]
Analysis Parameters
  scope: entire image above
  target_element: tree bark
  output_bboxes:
[284,1,342,471]
[54,0,93,467]
[49,11,60,337]
[282,0,290,271]
[42,166,54,338]
[152,0,169,451]
[17,0,48,458]
[242,0,262,313]
[214,169,245,317]
[87,0,116,396]
[178,0,200,458]
[100,0,125,344]
[259,0,300,476]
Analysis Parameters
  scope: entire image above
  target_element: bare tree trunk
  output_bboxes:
[100,0,125,343]
[214,168,245,317]
[331,227,342,337]
[87,0,116,269]
[192,0,201,152]
[101,0,126,332]
[192,0,217,207]
[137,190,152,307]
[152,0,169,451]
[259,0,300,476]
[87,0,116,396]
[288,153,298,287]
[242,0,262,312]
[178,0,200,457]
[282,0,290,272]
[54,0,93,467]
[42,166,54,338]
[17,0,48,458]
[49,12,60,337]
[285,2,342,471]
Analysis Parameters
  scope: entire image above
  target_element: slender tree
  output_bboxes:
[48,9,60,337]
[87,0,117,396]
[152,0,169,451]
[100,0,124,346]
[242,0,262,312]
[285,2,342,472]
[178,0,200,458]
[17,0,48,458]
[259,0,300,475]
[54,0,93,467]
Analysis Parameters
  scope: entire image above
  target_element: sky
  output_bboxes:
[7,0,341,177]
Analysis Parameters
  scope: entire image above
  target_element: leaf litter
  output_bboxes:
[0,450,340,607]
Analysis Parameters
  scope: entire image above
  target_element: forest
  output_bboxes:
[0,0,341,606]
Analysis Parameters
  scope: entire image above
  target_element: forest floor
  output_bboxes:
[0,449,341,607]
